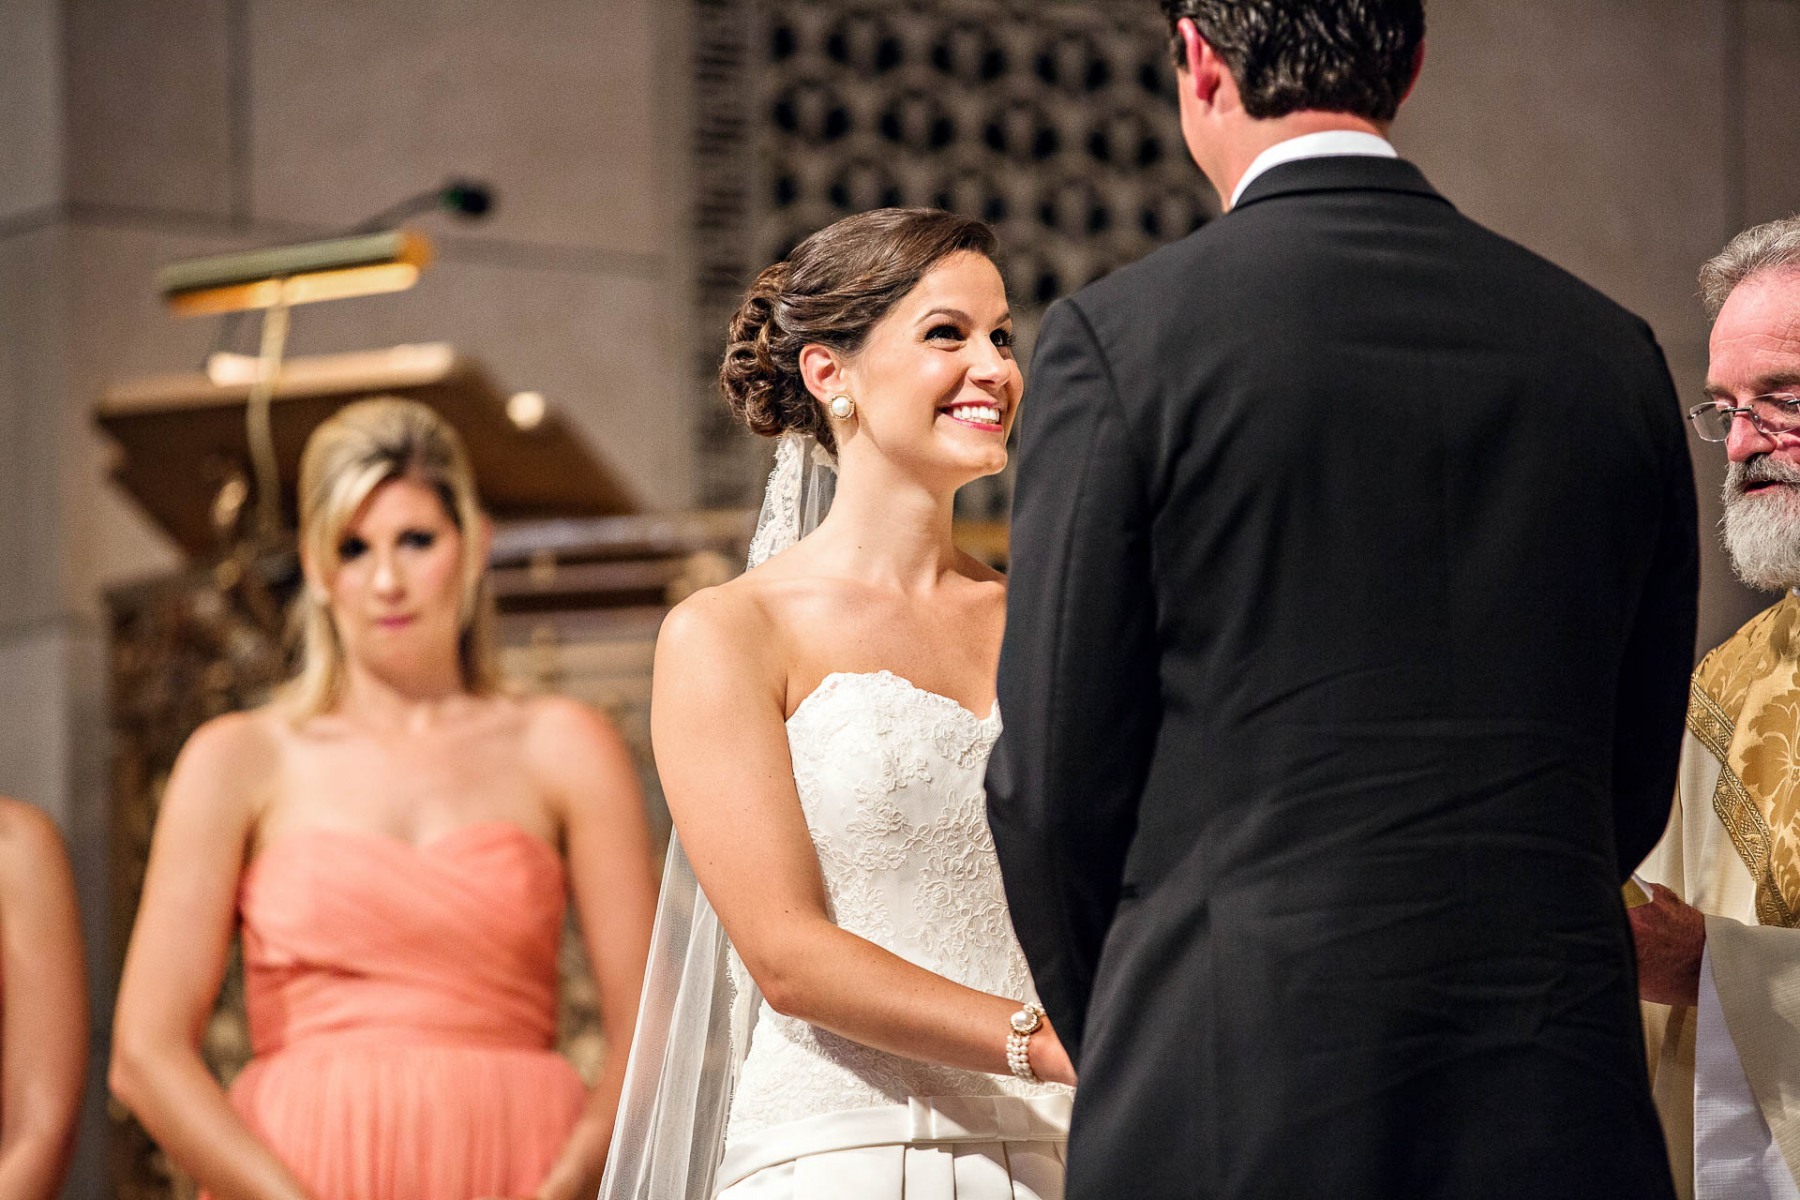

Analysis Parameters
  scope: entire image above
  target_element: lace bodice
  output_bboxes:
[724,671,1064,1144]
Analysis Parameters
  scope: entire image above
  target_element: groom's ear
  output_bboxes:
[798,343,851,406]
[1177,18,1227,110]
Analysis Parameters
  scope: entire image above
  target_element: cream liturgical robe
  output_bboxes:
[1640,594,1800,1200]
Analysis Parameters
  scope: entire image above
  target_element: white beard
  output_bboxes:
[1722,460,1800,591]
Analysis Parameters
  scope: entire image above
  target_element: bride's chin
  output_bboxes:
[933,432,1008,470]
[968,443,1009,475]
[883,437,1007,488]
[932,449,1007,484]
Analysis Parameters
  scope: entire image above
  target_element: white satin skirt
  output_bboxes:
[716,1094,1070,1200]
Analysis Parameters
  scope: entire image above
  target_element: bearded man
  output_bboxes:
[1637,213,1800,1200]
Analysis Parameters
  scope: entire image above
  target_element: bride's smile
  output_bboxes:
[820,248,1023,486]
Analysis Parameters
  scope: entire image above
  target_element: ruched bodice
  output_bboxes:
[725,671,1066,1152]
[225,821,587,1200]
[239,821,566,1053]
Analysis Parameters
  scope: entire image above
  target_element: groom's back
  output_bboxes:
[1025,157,1695,1197]
[1084,159,1678,895]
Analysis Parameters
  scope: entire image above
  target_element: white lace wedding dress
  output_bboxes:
[714,669,1071,1200]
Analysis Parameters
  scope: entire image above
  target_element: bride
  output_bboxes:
[603,207,1075,1200]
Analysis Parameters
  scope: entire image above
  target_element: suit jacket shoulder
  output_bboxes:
[1055,156,1672,459]
[1085,159,1644,328]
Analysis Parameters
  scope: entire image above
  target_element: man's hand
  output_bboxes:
[1629,882,1707,1007]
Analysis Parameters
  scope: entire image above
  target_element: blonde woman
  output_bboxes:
[0,796,87,1200]
[111,398,658,1200]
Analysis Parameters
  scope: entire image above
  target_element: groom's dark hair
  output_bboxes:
[1161,0,1424,123]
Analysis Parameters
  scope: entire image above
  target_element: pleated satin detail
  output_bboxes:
[221,822,587,1200]
[717,1139,1066,1200]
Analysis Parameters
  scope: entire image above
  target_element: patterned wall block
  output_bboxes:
[694,0,1214,511]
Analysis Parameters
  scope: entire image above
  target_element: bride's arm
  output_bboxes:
[109,714,316,1200]
[651,590,1075,1087]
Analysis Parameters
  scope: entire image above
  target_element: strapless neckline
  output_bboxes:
[788,670,1000,730]
[245,820,561,882]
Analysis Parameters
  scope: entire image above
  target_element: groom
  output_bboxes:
[987,2,1698,1196]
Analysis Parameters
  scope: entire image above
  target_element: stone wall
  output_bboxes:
[1397,0,1800,655]
[0,2,1796,1194]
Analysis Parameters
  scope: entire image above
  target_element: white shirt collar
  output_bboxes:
[1228,131,1398,209]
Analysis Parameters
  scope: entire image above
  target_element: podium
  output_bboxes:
[96,342,636,557]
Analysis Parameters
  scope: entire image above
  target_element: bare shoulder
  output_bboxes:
[514,694,640,827]
[0,796,80,940]
[0,796,70,879]
[161,707,285,831]
[953,551,1008,634]
[519,692,632,763]
[179,707,283,774]
[656,573,786,677]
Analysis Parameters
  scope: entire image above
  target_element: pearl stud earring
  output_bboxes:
[828,394,855,420]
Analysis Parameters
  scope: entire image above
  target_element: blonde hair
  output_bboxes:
[279,397,500,719]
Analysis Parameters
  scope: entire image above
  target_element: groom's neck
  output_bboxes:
[1204,111,1393,210]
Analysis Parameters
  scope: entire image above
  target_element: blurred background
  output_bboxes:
[0,1,1796,1195]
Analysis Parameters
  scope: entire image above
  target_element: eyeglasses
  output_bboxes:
[1689,393,1800,442]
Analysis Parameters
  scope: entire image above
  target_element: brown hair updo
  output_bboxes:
[720,207,999,453]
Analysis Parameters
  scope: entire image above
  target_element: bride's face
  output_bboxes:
[834,251,1021,486]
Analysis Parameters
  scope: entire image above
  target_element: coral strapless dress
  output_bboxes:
[224,821,587,1200]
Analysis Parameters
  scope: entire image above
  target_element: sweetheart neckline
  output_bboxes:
[786,669,1001,729]
[243,819,561,880]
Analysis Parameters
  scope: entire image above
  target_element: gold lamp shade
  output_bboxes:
[156,230,435,316]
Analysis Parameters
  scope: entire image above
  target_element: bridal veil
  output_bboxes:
[597,431,836,1200]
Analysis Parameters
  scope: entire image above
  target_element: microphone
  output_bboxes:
[346,178,498,233]
[439,179,493,218]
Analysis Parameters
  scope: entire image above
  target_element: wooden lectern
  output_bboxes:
[96,342,636,556]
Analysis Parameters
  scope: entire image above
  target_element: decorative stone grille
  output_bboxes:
[693,0,1215,513]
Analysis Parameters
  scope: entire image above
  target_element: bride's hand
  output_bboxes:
[1031,1019,1078,1086]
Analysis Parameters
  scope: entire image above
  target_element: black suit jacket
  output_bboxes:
[988,156,1695,1199]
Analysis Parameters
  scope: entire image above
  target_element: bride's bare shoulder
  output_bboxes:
[667,552,834,637]
[656,560,841,682]
[657,572,778,674]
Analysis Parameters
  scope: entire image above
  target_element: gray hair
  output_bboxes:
[1701,214,1800,318]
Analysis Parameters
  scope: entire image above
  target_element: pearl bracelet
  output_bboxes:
[1006,1001,1044,1083]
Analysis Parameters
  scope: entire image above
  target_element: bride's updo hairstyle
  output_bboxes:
[721,207,998,453]
[280,396,501,719]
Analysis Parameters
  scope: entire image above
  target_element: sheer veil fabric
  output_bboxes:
[598,432,836,1200]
